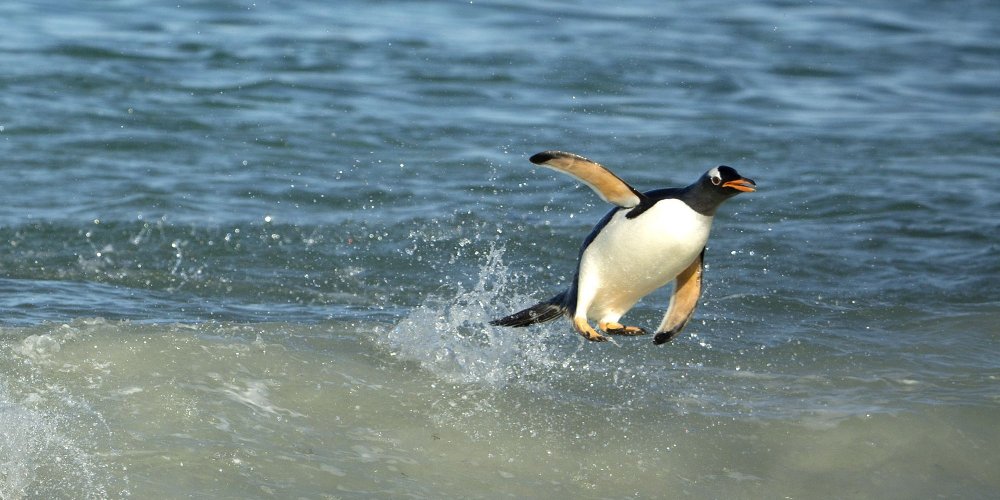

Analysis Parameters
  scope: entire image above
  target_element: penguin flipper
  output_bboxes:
[529,151,645,208]
[653,249,705,345]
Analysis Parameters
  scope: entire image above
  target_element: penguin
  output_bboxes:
[490,150,756,344]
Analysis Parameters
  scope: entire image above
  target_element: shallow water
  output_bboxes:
[1,0,999,498]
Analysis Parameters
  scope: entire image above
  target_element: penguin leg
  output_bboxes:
[653,249,705,345]
[598,320,649,336]
[570,272,608,342]
[573,316,608,342]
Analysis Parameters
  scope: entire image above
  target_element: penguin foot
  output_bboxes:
[599,321,649,336]
[653,329,681,345]
[573,317,609,342]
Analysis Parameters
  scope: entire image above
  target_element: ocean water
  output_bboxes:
[1,0,998,498]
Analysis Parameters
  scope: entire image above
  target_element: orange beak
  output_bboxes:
[723,178,756,192]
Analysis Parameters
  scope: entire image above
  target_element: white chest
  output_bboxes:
[577,199,713,316]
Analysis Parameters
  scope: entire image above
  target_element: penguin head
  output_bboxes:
[682,166,756,215]
[705,166,756,195]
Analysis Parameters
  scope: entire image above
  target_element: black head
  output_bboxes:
[681,166,756,215]
[704,165,756,194]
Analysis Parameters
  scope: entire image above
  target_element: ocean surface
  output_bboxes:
[1,0,998,498]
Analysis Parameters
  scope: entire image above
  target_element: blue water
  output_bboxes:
[1,1,998,498]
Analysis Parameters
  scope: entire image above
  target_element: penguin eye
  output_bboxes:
[711,175,722,186]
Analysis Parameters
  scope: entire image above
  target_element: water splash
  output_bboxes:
[1,323,126,499]
[0,383,119,500]
[384,243,568,388]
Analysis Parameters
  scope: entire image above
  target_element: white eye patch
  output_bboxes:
[708,167,722,185]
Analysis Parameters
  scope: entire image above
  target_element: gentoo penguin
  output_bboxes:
[491,150,756,344]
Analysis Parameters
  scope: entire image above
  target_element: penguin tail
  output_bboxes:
[490,292,568,328]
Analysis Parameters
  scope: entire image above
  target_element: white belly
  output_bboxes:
[576,199,713,321]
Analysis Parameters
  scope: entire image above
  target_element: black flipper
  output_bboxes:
[490,291,568,327]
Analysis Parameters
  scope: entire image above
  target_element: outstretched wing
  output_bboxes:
[529,150,645,208]
[653,248,705,345]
